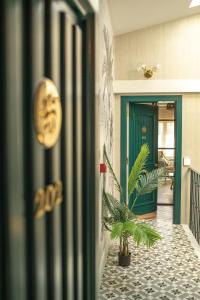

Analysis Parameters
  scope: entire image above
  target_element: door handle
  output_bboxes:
[155,163,158,167]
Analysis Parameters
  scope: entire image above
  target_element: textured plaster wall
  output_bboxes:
[181,94,200,224]
[96,0,115,288]
[114,14,200,80]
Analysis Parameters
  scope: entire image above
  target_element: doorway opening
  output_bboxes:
[121,95,182,224]
[157,102,175,223]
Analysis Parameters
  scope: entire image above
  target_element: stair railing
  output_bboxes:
[190,168,200,244]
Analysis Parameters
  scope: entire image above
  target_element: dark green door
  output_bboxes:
[129,103,158,215]
[0,1,96,300]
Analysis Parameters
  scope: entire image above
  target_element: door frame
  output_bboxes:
[121,95,182,224]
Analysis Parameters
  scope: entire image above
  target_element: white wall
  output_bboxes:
[115,14,200,80]
[96,0,115,288]
[182,94,200,223]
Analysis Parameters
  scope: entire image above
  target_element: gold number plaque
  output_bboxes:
[34,180,63,218]
[142,126,147,134]
[34,78,62,148]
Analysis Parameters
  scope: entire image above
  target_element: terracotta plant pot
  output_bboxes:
[118,252,131,267]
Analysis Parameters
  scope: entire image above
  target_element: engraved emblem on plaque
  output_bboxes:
[142,126,147,134]
[34,78,62,148]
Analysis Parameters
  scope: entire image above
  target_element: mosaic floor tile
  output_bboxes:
[98,220,200,300]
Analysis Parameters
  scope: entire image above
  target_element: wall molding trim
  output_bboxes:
[113,80,200,94]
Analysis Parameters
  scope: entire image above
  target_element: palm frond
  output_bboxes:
[110,222,124,239]
[117,204,133,222]
[110,221,135,239]
[103,191,126,223]
[122,220,136,233]
[136,168,165,197]
[128,144,149,197]
[103,191,120,221]
[131,222,162,247]
[103,191,135,223]
[103,145,122,193]
[127,209,136,221]
[110,220,161,248]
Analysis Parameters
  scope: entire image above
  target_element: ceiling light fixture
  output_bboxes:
[189,0,200,8]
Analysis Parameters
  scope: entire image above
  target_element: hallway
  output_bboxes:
[99,220,200,300]
[2,1,200,299]
[157,205,173,223]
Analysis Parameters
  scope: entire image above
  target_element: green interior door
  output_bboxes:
[129,103,158,215]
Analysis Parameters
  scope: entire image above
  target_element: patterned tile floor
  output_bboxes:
[157,205,173,223]
[158,181,173,205]
[99,220,200,300]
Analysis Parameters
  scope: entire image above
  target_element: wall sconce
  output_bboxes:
[137,64,160,79]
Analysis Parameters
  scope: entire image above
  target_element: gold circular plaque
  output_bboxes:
[34,78,62,148]
[142,126,147,134]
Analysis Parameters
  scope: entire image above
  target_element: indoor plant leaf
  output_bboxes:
[128,144,150,197]
[131,222,162,247]
[136,168,165,197]
[104,145,122,194]
[103,191,135,223]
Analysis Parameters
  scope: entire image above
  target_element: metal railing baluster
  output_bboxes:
[189,168,200,244]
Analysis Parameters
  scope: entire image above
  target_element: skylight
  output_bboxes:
[189,0,200,8]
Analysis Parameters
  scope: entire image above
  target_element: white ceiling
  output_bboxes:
[107,0,200,35]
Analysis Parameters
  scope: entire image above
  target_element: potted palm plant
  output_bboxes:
[103,143,164,267]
